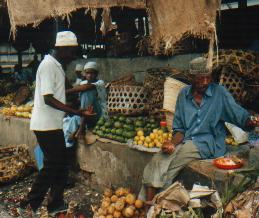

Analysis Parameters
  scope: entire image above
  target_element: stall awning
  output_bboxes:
[148,0,220,54]
[6,0,221,54]
[6,0,146,33]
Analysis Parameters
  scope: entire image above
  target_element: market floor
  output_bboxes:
[0,170,101,217]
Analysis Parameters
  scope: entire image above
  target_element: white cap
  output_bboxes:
[84,61,98,72]
[55,31,78,47]
[75,64,83,71]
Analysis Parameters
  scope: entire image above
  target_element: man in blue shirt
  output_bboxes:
[139,57,259,202]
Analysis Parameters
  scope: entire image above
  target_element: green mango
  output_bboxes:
[116,129,123,136]
[114,121,122,128]
[104,121,112,128]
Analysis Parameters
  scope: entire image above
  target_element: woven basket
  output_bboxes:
[107,85,148,115]
[144,68,182,91]
[110,74,137,86]
[0,144,33,183]
[219,71,244,103]
[149,89,164,113]
[163,77,187,113]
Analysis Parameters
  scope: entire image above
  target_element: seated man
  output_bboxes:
[73,64,84,86]
[66,61,107,139]
[139,57,259,202]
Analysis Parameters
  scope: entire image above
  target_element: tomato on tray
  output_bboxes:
[213,157,244,170]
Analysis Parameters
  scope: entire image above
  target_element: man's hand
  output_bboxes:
[79,106,96,117]
[162,140,175,154]
[246,115,259,127]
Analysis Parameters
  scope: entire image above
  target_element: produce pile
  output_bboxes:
[134,128,172,148]
[0,105,32,118]
[93,187,145,218]
[0,93,15,106]
[0,144,33,183]
[93,115,161,143]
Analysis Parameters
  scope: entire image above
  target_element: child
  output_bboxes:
[66,61,107,140]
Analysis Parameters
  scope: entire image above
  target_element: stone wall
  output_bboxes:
[77,142,152,192]
[66,53,202,83]
[0,115,247,195]
[0,115,36,156]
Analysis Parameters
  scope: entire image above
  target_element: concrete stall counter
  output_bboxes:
[0,114,247,195]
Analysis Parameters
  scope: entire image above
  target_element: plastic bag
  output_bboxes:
[225,122,248,144]
[34,145,43,171]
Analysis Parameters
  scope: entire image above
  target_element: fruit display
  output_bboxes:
[0,105,32,118]
[134,129,172,148]
[94,187,145,218]
[93,115,161,143]
[213,156,244,170]
[0,93,15,106]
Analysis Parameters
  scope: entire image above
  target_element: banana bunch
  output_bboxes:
[1,105,33,118]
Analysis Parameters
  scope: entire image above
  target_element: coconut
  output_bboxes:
[98,208,108,216]
[123,206,135,217]
[104,188,113,198]
[134,199,144,209]
[113,210,122,218]
[111,195,119,203]
[107,204,115,215]
[119,196,126,203]
[103,197,111,203]
[122,188,130,195]
[114,200,125,211]
[102,200,111,209]
[125,194,136,205]
[115,187,125,197]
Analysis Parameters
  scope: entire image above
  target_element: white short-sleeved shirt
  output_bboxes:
[30,55,66,131]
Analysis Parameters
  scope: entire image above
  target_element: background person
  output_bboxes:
[66,61,107,140]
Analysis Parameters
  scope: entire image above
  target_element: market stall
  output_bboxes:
[0,0,259,217]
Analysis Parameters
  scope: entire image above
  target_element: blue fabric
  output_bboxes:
[80,89,102,126]
[173,83,250,159]
[63,115,81,147]
[34,144,43,171]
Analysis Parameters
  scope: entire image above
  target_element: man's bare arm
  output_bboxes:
[66,84,96,94]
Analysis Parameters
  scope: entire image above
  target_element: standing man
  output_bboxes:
[139,57,259,202]
[20,31,95,214]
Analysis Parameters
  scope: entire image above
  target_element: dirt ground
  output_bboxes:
[0,169,102,218]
